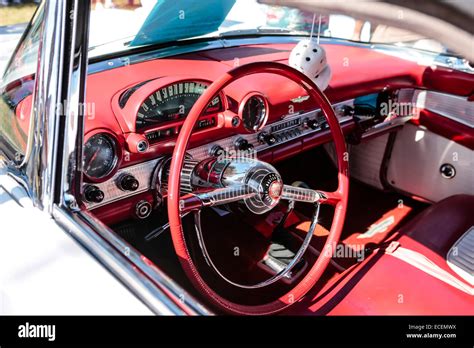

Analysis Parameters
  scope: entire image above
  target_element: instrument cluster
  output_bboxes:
[83,78,274,185]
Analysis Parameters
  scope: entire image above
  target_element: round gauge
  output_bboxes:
[83,133,118,181]
[240,93,268,132]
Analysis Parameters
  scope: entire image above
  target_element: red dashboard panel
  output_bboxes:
[11,40,474,223]
[15,41,473,168]
[422,66,474,96]
[82,43,422,167]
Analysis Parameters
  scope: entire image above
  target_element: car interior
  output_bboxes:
[2,0,473,315]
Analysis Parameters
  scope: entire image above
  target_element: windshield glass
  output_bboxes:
[88,0,447,58]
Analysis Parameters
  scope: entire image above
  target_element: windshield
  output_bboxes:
[88,0,447,58]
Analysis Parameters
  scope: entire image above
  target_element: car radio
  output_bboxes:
[255,104,347,147]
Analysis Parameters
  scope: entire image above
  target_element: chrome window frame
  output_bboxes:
[0,0,209,315]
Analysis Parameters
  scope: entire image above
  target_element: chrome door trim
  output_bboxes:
[21,0,67,211]
[19,0,210,315]
[52,205,210,315]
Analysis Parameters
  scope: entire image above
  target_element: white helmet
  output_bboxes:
[289,38,331,91]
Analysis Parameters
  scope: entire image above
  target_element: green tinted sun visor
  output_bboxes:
[130,0,236,47]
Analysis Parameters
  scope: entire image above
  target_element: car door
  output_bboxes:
[0,0,152,315]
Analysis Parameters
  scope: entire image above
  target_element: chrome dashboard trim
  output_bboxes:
[85,158,161,209]
[189,101,354,160]
[412,89,474,128]
[86,100,354,209]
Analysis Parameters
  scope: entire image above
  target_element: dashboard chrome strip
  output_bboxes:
[189,102,354,160]
[86,101,354,210]
[85,158,161,209]
[412,89,474,128]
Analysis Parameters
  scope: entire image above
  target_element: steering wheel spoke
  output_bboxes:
[317,189,343,206]
[280,184,327,204]
[179,185,256,213]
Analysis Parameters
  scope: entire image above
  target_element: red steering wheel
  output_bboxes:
[168,61,349,315]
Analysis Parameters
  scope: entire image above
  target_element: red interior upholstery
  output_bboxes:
[292,194,474,315]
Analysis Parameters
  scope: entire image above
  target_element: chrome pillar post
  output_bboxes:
[22,0,67,211]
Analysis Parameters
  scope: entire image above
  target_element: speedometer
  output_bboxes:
[136,81,222,130]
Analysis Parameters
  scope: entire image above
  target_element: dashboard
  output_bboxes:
[68,40,473,224]
[82,84,410,225]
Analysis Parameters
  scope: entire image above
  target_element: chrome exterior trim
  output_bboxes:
[21,0,66,211]
[52,1,206,315]
[52,206,211,315]
[58,0,92,212]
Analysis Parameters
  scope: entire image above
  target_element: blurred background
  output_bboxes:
[0,0,143,74]
[1,0,447,76]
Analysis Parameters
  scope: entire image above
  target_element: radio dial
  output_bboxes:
[304,118,319,130]
[258,132,277,145]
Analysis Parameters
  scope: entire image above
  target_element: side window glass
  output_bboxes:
[0,4,44,161]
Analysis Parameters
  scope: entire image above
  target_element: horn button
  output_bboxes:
[192,158,285,215]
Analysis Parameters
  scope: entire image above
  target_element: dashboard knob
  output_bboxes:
[234,137,253,151]
[258,132,277,145]
[84,185,104,203]
[440,163,456,179]
[125,133,149,153]
[118,174,139,191]
[135,200,152,219]
[209,145,225,157]
[304,118,319,130]
[342,105,355,116]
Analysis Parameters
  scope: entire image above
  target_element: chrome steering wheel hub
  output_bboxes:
[196,157,284,214]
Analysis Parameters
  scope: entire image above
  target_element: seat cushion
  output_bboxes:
[401,194,474,257]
